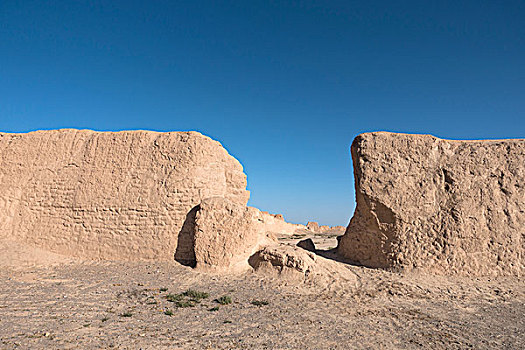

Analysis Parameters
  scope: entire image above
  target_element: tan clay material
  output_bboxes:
[0,129,249,261]
[191,197,275,272]
[338,132,524,276]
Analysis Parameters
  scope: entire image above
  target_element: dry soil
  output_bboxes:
[0,237,523,349]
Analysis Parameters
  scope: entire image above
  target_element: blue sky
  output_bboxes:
[1,1,524,225]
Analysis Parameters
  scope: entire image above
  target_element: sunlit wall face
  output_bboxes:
[1,1,524,226]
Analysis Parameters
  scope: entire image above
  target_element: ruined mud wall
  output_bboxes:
[0,129,249,261]
[191,197,276,272]
[175,201,306,271]
[338,132,524,276]
[259,211,305,236]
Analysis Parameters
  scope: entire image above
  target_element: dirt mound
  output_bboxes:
[0,238,73,270]
[249,245,358,291]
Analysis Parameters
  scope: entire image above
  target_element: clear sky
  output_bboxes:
[1,1,524,226]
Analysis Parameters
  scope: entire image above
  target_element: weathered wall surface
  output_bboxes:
[338,132,524,276]
[0,129,249,261]
[190,197,275,272]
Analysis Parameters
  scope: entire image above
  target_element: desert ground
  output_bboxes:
[1,234,523,350]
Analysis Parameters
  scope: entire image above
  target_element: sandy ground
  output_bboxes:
[0,236,523,350]
[276,229,342,250]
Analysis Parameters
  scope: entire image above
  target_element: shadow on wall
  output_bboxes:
[174,206,199,267]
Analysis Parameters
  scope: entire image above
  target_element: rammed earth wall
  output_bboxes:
[338,132,524,276]
[0,129,249,261]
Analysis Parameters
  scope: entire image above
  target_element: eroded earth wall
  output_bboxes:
[191,197,276,273]
[338,132,524,276]
[0,129,249,261]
